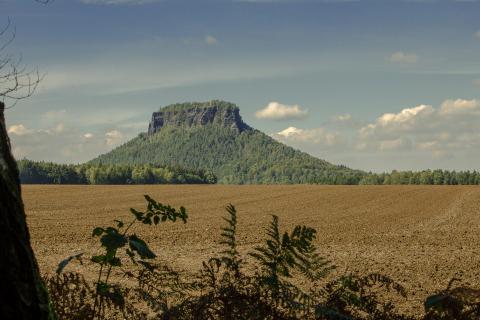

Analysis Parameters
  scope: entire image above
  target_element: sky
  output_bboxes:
[2,0,480,172]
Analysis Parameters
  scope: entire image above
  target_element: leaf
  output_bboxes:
[138,260,156,271]
[108,287,125,307]
[129,234,156,259]
[114,219,124,228]
[108,257,122,267]
[100,232,127,251]
[424,294,448,311]
[96,281,109,295]
[91,255,106,264]
[92,227,104,237]
[56,252,83,274]
[130,208,144,220]
[153,215,160,225]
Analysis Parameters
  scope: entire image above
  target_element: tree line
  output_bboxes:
[18,159,480,185]
[361,169,480,185]
[17,159,217,185]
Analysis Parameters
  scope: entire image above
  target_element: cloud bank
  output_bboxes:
[7,98,480,171]
[7,109,131,163]
[273,98,480,164]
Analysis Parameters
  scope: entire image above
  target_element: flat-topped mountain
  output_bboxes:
[148,100,250,135]
[91,100,364,184]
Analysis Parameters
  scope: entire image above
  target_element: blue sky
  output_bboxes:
[2,0,480,171]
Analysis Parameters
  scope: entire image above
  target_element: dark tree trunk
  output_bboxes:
[0,102,54,319]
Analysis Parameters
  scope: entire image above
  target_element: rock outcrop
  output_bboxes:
[148,100,251,135]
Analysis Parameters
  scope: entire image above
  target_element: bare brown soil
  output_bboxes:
[23,185,480,313]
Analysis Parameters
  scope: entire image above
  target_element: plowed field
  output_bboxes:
[23,185,480,313]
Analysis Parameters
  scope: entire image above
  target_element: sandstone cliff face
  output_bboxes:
[148,101,251,135]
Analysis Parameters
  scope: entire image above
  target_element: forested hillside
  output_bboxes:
[91,124,364,184]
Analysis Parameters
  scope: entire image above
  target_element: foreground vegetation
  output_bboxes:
[46,196,480,319]
[17,159,217,184]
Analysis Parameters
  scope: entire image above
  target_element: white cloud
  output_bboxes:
[105,130,124,146]
[256,102,308,120]
[388,51,418,64]
[44,123,65,135]
[378,138,412,151]
[357,99,480,155]
[275,126,303,138]
[8,124,32,136]
[328,113,366,129]
[332,113,352,122]
[439,98,480,115]
[270,98,480,169]
[272,126,345,146]
[359,104,435,137]
[83,133,95,140]
[7,123,128,163]
[204,35,218,45]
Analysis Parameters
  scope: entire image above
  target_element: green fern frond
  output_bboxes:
[250,214,334,295]
[218,204,243,274]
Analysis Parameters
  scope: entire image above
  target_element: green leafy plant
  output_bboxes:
[90,195,187,318]
[250,215,333,285]
[55,195,187,319]
[150,205,335,319]
[316,273,414,320]
[218,204,243,275]
[422,278,480,320]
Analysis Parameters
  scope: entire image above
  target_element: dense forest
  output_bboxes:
[17,159,216,185]
[18,158,480,185]
[91,125,365,184]
[361,169,480,185]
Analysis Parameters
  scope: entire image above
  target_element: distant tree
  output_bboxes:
[433,169,444,185]
[17,159,216,185]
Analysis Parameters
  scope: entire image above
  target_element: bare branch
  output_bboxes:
[0,18,44,109]
[0,18,11,36]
